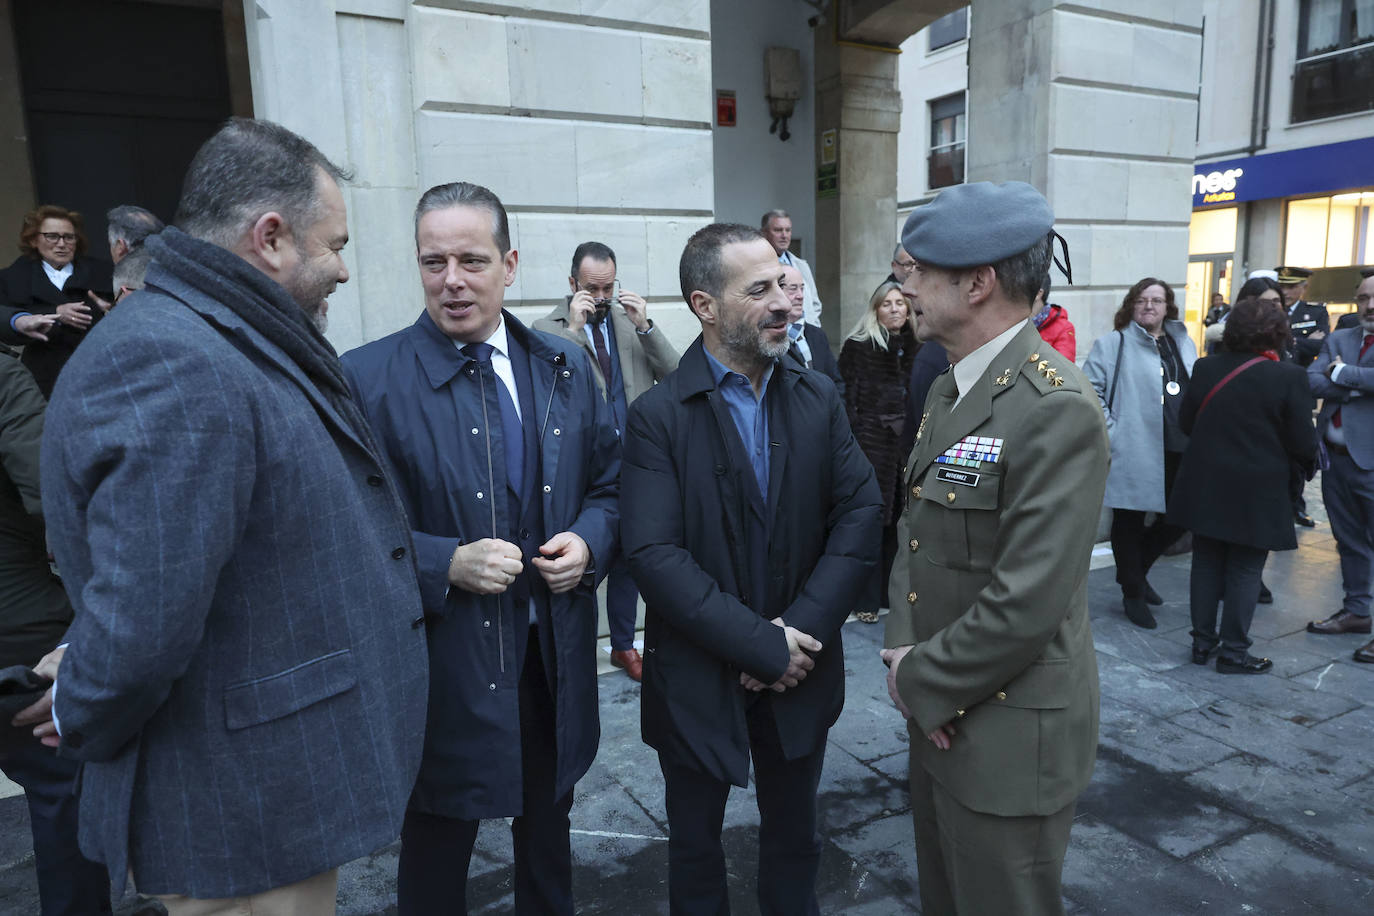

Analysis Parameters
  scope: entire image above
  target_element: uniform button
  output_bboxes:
[914,486,922,498]
[956,708,966,718]
[553,428,561,436]
[471,427,479,435]
[488,683,496,691]
[996,691,1007,700]
[519,528,531,540]
[483,620,491,628]
[392,546,406,559]
[476,491,484,500]
[909,539,919,552]
[906,592,917,605]
[543,484,552,493]
[366,474,383,487]
[562,370,571,378]
[411,615,424,629]
[946,492,956,503]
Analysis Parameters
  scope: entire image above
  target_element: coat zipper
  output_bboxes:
[475,366,505,674]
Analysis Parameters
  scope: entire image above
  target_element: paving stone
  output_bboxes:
[1062,817,1254,915]
[1098,695,1239,775]
[1095,650,1224,718]
[826,812,921,905]
[1184,754,1374,875]
[1091,613,1197,673]
[1171,697,1370,792]
[1151,655,1360,724]
[869,750,910,785]
[1079,755,1253,860]
[1191,831,1374,913]
[817,745,911,834]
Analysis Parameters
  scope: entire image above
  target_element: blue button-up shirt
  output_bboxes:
[703,346,773,499]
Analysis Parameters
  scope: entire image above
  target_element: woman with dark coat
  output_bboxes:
[0,205,114,397]
[1166,297,1318,674]
[838,280,917,622]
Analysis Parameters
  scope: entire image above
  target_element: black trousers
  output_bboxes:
[0,744,111,916]
[658,697,826,916]
[868,521,898,611]
[397,629,572,915]
[1189,534,1268,661]
[1112,451,1185,599]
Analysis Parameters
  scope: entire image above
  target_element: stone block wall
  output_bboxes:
[245,0,712,353]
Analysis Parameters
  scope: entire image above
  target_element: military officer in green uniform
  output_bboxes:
[880,181,1110,915]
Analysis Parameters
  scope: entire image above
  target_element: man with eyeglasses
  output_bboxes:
[887,244,916,285]
[781,263,843,396]
[1307,271,1374,664]
[534,241,678,681]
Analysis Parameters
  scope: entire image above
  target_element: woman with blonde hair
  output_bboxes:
[838,280,917,622]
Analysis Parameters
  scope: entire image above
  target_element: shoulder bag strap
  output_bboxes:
[1106,330,1124,412]
[1197,357,1266,418]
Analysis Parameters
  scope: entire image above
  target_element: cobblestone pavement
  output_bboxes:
[3,488,1372,914]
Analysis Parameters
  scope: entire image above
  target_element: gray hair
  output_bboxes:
[892,243,907,262]
[680,223,765,307]
[760,209,790,230]
[175,118,349,248]
[113,245,153,293]
[414,182,510,253]
[106,205,164,249]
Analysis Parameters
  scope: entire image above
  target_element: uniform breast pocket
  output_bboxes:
[917,466,1002,571]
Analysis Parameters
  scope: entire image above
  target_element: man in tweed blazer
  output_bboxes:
[14,119,429,911]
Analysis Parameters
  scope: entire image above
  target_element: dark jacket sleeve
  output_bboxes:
[807,326,845,399]
[0,356,46,516]
[564,356,622,582]
[621,394,790,683]
[777,386,882,640]
[837,340,860,429]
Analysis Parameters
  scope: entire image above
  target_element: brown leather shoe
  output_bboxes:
[610,648,643,682]
[1306,610,1373,635]
[1355,640,1374,664]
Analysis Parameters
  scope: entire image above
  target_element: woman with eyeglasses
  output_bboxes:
[838,280,917,623]
[1083,277,1198,629]
[0,205,114,398]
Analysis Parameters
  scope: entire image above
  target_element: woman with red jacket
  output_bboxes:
[1033,275,1077,361]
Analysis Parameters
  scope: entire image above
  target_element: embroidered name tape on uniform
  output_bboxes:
[935,436,1004,468]
[936,467,981,487]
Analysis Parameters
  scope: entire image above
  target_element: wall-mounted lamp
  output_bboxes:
[765,46,801,142]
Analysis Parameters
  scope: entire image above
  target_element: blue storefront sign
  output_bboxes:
[1193,136,1374,208]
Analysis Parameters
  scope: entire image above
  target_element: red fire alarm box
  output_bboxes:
[717,90,736,127]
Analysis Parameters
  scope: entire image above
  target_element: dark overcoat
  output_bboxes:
[838,326,917,525]
[1167,352,1317,550]
[342,310,620,819]
[622,338,881,787]
[0,351,70,670]
[0,254,114,397]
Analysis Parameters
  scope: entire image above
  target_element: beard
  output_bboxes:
[1360,313,1374,334]
[719,308,790,364]
[282,252,336,333]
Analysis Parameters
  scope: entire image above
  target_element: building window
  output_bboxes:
[928,7,968,52]
[928,93,965,190]
[1284,191,1374,267]
[1293,0,1374,122]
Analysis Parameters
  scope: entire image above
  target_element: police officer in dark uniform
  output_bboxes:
[1278,266,1327,527]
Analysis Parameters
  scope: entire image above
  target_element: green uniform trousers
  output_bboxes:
[908,738,1076,916]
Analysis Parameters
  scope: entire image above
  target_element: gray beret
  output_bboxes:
[901,181,1054,269]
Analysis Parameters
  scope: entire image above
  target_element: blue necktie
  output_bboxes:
[462,343,524,500]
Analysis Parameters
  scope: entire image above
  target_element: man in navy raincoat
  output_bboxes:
[342,182,621,915]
